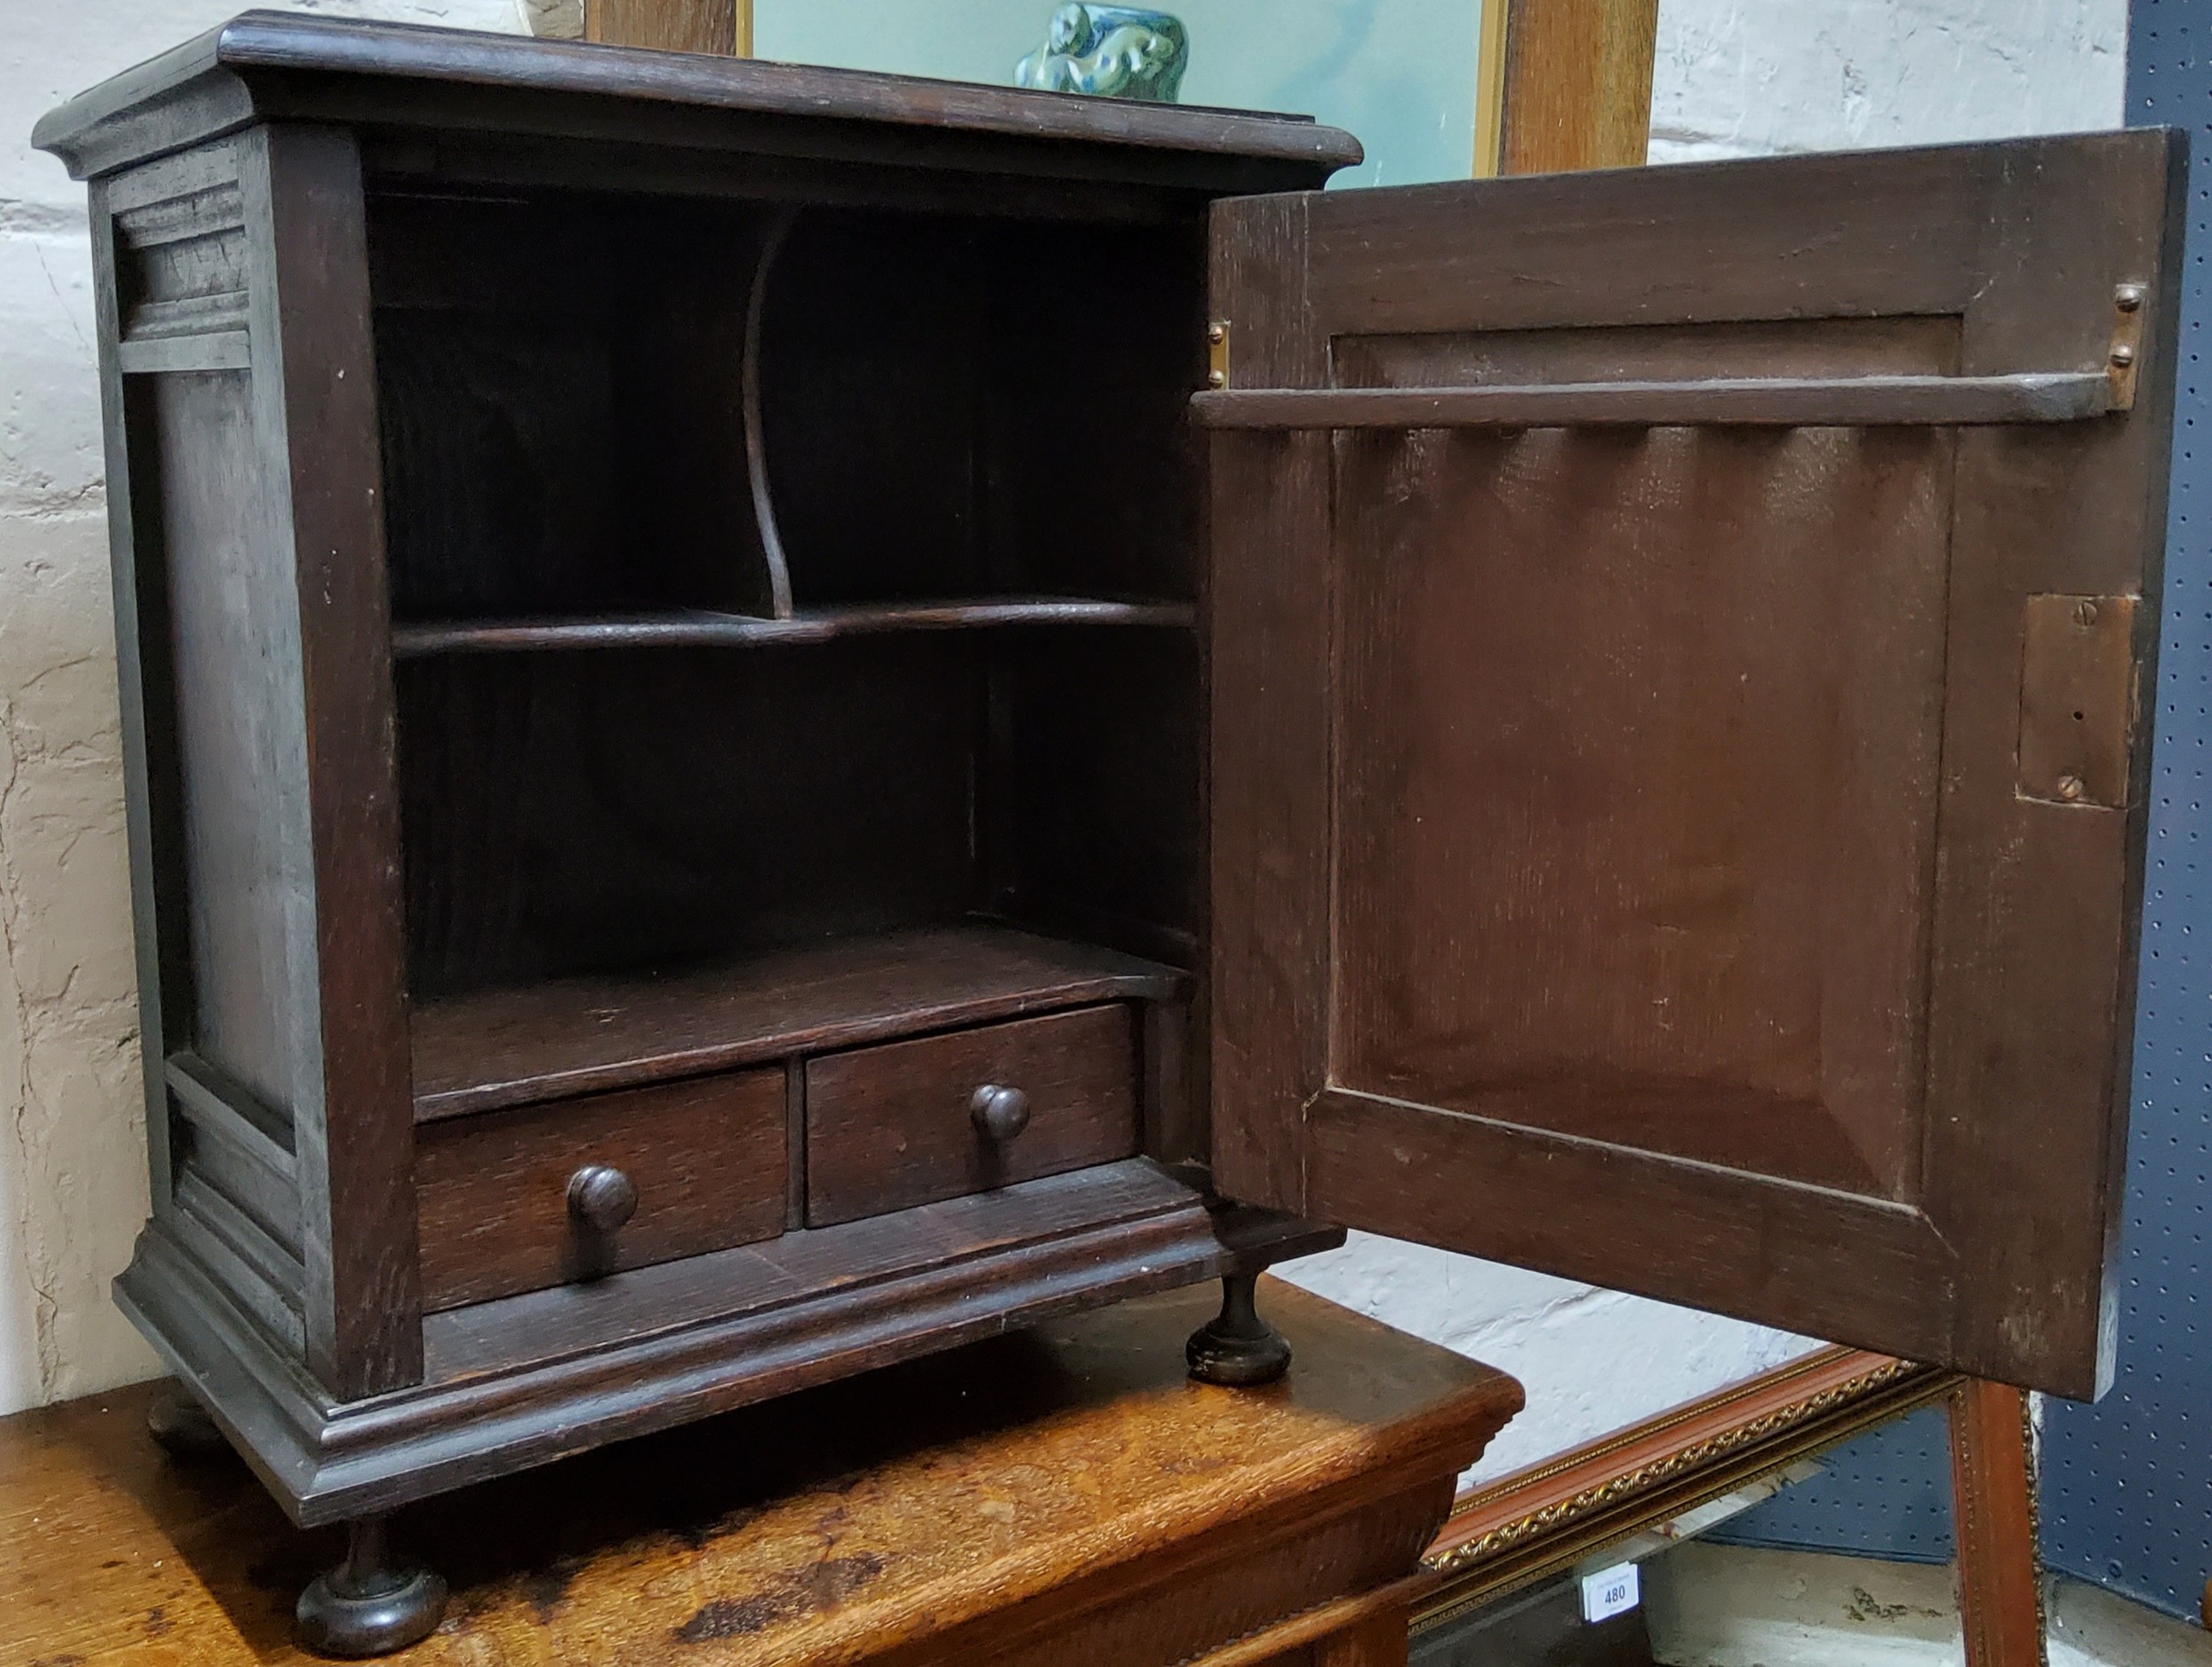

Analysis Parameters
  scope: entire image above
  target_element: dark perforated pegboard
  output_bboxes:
[1701,1406,1955,1565]
[2038,0,2212,1625]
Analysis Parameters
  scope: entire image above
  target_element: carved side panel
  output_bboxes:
[93,136,315,1359]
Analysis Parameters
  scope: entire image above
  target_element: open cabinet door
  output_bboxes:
[1201,131,2185,1399]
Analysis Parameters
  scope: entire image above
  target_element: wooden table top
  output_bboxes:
[0,1279,1520,1665]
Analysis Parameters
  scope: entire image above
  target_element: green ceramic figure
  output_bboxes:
[1014,5,1189,103]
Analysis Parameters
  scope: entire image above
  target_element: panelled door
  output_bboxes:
[1202,131,2185,1399]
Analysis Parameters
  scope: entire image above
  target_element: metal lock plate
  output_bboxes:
[2018,593,2138,808]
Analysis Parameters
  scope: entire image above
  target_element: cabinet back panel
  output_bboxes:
[396,641,981,996]
[369,193,776,620]
[1335,423,1952,1202]
[759,210,985,607]
[976,217,1205,603]
[996,629,1201,962]
[760,209,1202,608]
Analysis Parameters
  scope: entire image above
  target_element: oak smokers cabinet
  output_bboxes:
[35,12,2185,1651]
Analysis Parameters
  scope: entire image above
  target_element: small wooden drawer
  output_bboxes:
[804,1003,1140,1227]
[414,1067,786,1310]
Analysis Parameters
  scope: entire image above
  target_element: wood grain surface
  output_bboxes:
[410,926,1182,1120]
[34,11,1363,188]
[0,1280,1520,1666]
[391,598,1199,658]
[414,1065,787,1309]
[1499,0,1660,175]
[1208,128,2184,1396]
[253,121,426,1401]
[805,1004,1141,1227]
[587,0,737,55]
[1950,1379,2045,1667]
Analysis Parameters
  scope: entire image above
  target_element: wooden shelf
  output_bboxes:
[410,924,1186,1122]
[390,597,1197,658]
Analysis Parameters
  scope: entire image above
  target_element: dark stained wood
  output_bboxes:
[1950,1380,2045,1667]
[394,640,987,1001]
[168,1054,302,1263]
[367,191,780,624]
[1336,416,1952,1199]
[1209,129,2184,1396]
[1206,190,1328,1215]
[87,173,192,1244]
[752,206,991,611]
[390,597,1199,657]
[1336,312,1968,386]
[411,925,1182,1120]
[806,1003,1141,1226]
[415,1066,786,1309]
[118,1165,1341,1523]
[1190,372,2115,428]
[36,7,1349,1572]
[139,366,293,1113]
[996,627,1207,972]
[423,1159,1236,1379]
[32,12,1362,189]
[361,128,1219,232]
[1921,130,2186,1397]
[1499,0,1660,175]
[0,1282,1513,1666]
[253,123,424,1398]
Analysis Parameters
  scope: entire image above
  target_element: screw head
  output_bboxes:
[2075,599,2101,629]
[2110,342,2138,368]
[1206,368,1228,388]
[1207,321,1228,344]
[2057,773,2086,803]
[2116,283,2147,312]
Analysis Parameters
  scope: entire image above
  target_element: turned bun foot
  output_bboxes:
[296,1516,447,1658]
[1186,1271,1293,1387]
[146,1383,230,1460]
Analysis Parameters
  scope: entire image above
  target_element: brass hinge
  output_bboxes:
[2107,282,2147,411]
[2018,593,2138,808]
[1206,319,1230,389]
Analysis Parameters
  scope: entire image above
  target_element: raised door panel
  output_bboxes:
[1203,131,2185,1397]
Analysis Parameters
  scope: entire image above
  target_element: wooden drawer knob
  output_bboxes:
[969,1084,1032,1142]
[566,1164,638,1233]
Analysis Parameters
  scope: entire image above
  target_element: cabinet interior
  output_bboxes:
[366,184,1206,1120]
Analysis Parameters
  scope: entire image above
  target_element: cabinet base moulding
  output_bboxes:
[115,1159,1340,1525]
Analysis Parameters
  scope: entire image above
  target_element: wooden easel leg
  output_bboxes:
[1949,1379,2046,1667]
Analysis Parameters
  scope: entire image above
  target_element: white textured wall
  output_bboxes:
[1646,1544,2212,1667]
[0,0,524,1415]
[1650,0,2124,163]
[0,0,2129,1435]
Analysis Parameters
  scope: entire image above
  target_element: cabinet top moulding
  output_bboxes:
[31,10,1363,192]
